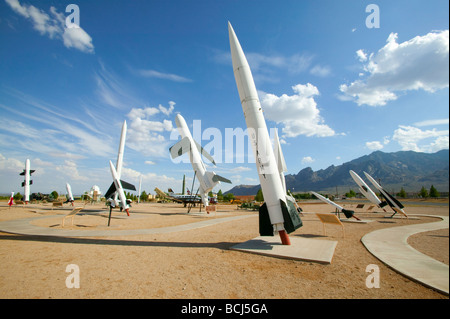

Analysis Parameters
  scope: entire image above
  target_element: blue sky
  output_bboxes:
[0,0,448,196]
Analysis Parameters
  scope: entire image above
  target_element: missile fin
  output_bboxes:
[194,140,216,165]
[281,199,303,234]
[169,137,191,159]
[120,180,136,191]
[104,182,117,199]
[258,203,274,236]
[342,209,355,219]
[212,174,232,184]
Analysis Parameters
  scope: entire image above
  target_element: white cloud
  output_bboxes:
[5,0,94,53]
[62,27,94,53]
[356,49,368,62]
[392,125,449,152]
[340,30,449,106]
[126,103,175,157]
[259,83,336,138]
[365,141,384,150]
[301,156,315,164]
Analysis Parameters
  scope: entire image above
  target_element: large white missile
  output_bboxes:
[349,170,387,211]
[19,159,34,204]
[170,113,231,207]
[363,172,408,217]
[104,120,136,211]
[228,22,302,245]
[109,160,129,215]
[66,183,74,206]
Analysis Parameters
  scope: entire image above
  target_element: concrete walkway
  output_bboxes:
[361,215,449,295]
[0,214,255,237]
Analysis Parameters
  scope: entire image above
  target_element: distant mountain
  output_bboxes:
[225,149,449,196]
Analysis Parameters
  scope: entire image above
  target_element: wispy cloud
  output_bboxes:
[5,0,94,53]
[414,118,449,127]
[135,69,192,83]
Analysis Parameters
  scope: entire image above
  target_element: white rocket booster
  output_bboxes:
[66,183,74,206]
[363,172,407,217]
[104,120,136,215]
[349,170,387,211]
[20,159,34,204]
[228,22,302,245]
[170,113,231,207]
[109,161,129,215]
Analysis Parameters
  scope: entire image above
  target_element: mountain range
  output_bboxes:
[225,149,449,196]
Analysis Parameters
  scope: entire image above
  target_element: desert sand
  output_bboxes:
[0,199,448,300]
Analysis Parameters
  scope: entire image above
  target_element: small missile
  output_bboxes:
[349,170,387,211]
[310,191,357,219]
[228,22,302,245]
[363,172,407,217]
[104,120,136,206]
[109,160,129,216]
[19,159,34,204]
[66,183,74,206]
[170,113,231,208]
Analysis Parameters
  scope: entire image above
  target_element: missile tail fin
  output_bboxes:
[169,137,191,159]
[258,203,273,236]
[281,199,303,234]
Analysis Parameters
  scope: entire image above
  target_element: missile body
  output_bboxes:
[228,22,301,244]
[104,120,136,210]
[20,159,34,203]
[66,183,74,205]
[310,191,356,219]
[114,120,127,203]
[363,172,407,217]
[349,170,386,210]
[109,161,129,215]
[170,114,231,207]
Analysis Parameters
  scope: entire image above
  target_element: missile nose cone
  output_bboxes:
[175,113,186,129]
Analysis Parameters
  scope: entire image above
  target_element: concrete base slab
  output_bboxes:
[383,215,419,220]
[340,218,374,224]
[231,236,338,264]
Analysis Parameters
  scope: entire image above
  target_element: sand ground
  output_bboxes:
[0,200,448,299]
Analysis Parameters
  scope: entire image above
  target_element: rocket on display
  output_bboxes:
[65,183,74,206]
[228,22,302,245]
[104,120,136,215]
[109,160,130,215]
[363,172,408,218]
[170,113,231,208]
[310,191,360,220]
[19,159,34,204]
[349,170,387,211]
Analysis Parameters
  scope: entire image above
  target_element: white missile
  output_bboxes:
[228,22,302,245]
[363,172,408,217]
[170,113,231,207]
[66,183,74,206]
[104,120,136,211]
[19,159,34,204]
[115,120,127,178]
[310,191,358,220]
[349,170,387,211]
[109,160,129,216]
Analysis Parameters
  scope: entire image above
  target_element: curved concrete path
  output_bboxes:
[361,215,449,295]
[0,214,255,237]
